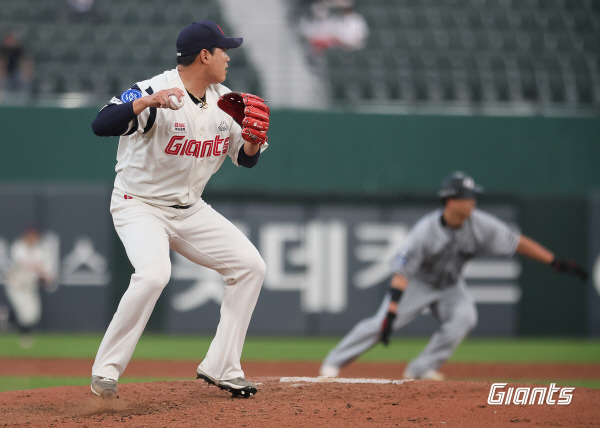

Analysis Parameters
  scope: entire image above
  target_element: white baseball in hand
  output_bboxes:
[168,95,185,110]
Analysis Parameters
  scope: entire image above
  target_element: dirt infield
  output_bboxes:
[1,359,599,427]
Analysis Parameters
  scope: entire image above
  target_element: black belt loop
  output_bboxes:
[170,204,191,209]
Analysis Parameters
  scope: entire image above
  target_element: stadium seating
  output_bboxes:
[302,0,599,111]
[1,0,598,111]
[0,0,261,104]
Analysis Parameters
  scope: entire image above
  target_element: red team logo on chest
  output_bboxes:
[165,135,229,158]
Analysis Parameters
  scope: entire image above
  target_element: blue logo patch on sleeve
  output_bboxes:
[121,89,142,103]
[394,253,409,267]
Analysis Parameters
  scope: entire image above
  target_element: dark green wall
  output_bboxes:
[1,107,599,198]
[1,107,113,183]
[517,197,588,336]
[253,110,600,199]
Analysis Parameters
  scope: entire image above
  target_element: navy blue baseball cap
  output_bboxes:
[177,21,243,57]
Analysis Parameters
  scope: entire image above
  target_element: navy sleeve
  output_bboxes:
[91,102,137,137]
[237,146,261,168]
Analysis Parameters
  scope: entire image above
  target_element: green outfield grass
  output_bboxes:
[2,334,600,362]
[1,333,599,392]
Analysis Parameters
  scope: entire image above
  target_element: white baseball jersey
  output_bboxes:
[105,68,266,207]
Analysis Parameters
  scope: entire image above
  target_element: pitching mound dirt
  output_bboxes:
[0,359,598,427]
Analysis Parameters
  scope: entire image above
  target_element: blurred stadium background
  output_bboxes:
[0,0,599,342]
[1,0,599,112]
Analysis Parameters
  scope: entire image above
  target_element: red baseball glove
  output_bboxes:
[217,92,270,145]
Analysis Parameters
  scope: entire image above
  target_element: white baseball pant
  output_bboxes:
[92,189,265,381]
[5,272,41,328]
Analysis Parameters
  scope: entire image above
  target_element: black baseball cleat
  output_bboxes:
[196,367,257,398]
[217,377,258,398]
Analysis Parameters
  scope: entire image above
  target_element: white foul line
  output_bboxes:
[279,376,408,385]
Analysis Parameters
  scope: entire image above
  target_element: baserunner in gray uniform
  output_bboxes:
[320,171,588,380]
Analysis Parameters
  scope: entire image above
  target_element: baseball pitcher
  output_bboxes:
[90,21,269,398]
[320,171,587,380]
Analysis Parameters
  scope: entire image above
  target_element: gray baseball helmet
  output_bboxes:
[438,171,483,199]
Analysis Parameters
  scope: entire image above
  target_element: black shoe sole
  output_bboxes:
[218,384,257,398]
[197,372,257,398]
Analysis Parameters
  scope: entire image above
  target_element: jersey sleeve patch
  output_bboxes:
[391,252,410,270]
[121,89,143,103]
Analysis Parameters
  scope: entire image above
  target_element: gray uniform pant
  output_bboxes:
[322,279,478,377]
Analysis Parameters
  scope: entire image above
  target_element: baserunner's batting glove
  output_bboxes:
[550,257,588,280]
[380,311,396,346]
[217,92,270,146]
